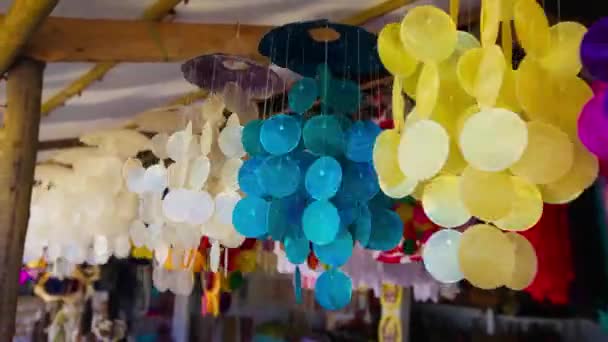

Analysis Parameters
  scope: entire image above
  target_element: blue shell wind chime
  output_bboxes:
[233,20,402,310]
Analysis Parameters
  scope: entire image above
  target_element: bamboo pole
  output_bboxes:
[41,0,183,116]
[0,58,44,338]
[0,0,58,75]
[341,0,413,25]
[167,90,209,106]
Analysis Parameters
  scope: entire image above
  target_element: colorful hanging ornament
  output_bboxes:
[182,53,284,123]
[24,130,148,267]
[258,20,387,78]
[234,63,403,310]
[374,0,593,289]
[124,98,248,294]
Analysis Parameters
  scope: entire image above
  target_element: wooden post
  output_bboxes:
[0,0,58,75]
[0,58,44,338]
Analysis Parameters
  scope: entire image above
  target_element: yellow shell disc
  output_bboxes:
[432,101,460,138]
[378,23,419,77]
[455,104,480,137]
[380,177,419,199]
[422,175,471,227]
[373,129,407,187]
[459,108,528,172]
[416,63,440,117]
[493,176,543,231]
[513,0,551,59]
[510,121,574,185]
[499,0,517,21]
[411,181,426,201]
[457,47,483,96]
[515,56,558,123]
[541,22,587,78]
[496,69,522,113]
[460,166,515,222]
[402,64,421,99]
[474,45,506,107]
[392,77,406,130]
[540,142,599,204]
[398,119,450,181]
[400,5,458,63]
[458,224,515,289]
[480,0,501,46]
[552,76,594,138]
[442,141,467,175]
[504,233,538,290]
[456,31,482,53]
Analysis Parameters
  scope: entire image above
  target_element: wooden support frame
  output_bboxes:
[0,0,58,75]
[39,0,415,116]
[24,16,271,63]
[0,58,44,338]
[40,0,183,115]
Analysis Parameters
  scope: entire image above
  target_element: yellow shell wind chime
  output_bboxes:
[374,0,597,289]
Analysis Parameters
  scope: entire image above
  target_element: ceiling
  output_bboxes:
[0,0,479,142]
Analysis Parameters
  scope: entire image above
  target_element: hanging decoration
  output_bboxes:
[258,20,387,78]
[375,0,596,289]
[124,97,248,294]
[579,18,608,164]
[182,53,284,123]
[24,130,149,267]
[233,20,402,309]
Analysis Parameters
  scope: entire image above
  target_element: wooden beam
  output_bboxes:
[143,0,414,118]
[40,0,414,116]
[0,0,58,76]
[40,0,183,115]
[23,16,271,63]
[0,58,44,338]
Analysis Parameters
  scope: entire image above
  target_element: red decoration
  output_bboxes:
[520,204,574,305]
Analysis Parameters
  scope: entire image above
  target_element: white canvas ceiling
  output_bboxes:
[0,0,478,142]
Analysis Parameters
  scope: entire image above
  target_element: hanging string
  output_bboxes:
[450,0,460,27]
[282,30,291,113]
[357,29,362,121]
[502,21,513,68]
[262,36,274,120]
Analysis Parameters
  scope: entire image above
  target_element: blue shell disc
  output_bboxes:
[341,161,379,201]
[242,119,267,156]
[305,156,342,200]
[351,204,372,246]
[369,191,395,211]
[366,208,403,251]
[232,197,270,238]
[345,121,381,162]
[289,77,318,114]
[303,115,345,157]
[294,266,303,304]
[260,114,301,156]
[335,114,353,132]
[238,156,267,197]
[258,155,301,198]
[284,235,310,264]
[338,205,360,228]
[313,230,354,267]
[302,200,340,245]
[268,192,308,240]
[324,79,361,114]
[315,269,352,310]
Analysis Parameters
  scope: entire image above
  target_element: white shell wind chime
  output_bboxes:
[24,130,150,277]
[123,95,248,294]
